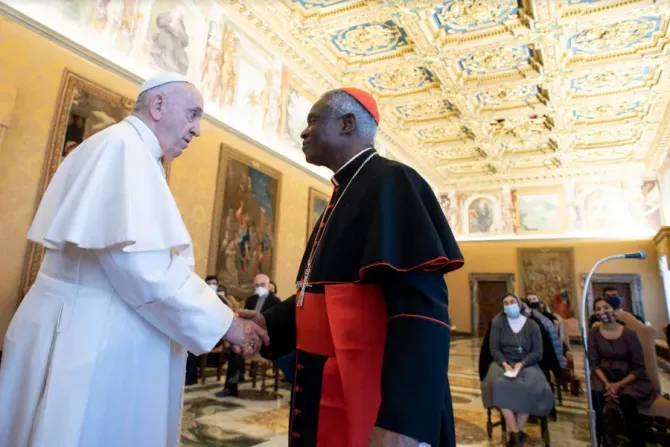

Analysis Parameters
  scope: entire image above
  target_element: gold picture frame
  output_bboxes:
[18,69,170,299]
[207,142,282,299]
[307,187,329,241]
[512,187,567,235]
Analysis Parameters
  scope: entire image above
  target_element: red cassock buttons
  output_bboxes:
[297,364,304,370]
[292,432,301,439]
[294,386,303,392]
[293,409,301,415]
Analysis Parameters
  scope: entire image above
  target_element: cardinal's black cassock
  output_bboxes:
[262,147,464,447]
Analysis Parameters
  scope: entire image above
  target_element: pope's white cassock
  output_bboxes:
[0,107,233,445]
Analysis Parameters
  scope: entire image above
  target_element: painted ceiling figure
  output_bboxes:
[151,8,189,76]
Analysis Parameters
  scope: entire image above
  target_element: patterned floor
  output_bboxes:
[181,337,670,446]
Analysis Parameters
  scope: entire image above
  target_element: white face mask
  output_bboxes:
[254,286,269,298]
[208,284,218,292]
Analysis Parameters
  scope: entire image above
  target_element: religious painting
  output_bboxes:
[512,188,566,234]
[641,180,661,232]
[208,143,282,299]
[307,188,329,241]
[466,197,495,234]
[143,0,208,78]
[228,25,283,137]
[281,72,315,154]
[19,69,136,298]
[90,0,147,56]
[438,192,460,234]
[518,248,576,319]
[581,187,622,231]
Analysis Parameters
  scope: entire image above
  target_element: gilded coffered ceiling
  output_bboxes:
[225,0,670,188]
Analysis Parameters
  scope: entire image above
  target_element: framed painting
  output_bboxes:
[19,69,160,298]
[307,188,329,240]
[512,187,566,234]
[518,247,577,318]
[208,143,282,299]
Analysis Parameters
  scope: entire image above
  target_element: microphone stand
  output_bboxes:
[580,252,645,446]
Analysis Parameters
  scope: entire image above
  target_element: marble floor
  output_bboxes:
[181,337,670,446]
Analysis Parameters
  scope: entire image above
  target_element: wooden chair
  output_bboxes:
[616,312,670,444]
[198,345,227,385]
[249,358,280,394]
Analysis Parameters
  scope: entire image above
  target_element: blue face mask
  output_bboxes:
[504,303,521,318]
[605,295,622,310]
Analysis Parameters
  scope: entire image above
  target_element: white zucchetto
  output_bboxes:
[137,72,193,99]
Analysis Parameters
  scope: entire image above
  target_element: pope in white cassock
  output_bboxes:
[0,73,269,447]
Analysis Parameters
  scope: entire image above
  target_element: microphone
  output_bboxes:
[623,251,647,260]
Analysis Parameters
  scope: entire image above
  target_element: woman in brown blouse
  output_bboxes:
[588,297,656,446]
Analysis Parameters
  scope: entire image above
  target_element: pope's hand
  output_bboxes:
[223,315,270,358]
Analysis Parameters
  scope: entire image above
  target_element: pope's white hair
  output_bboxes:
[324,90,378,142]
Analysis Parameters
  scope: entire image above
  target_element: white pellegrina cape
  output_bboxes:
[0,115,233,447]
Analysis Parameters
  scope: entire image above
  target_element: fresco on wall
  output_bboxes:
[444,178,660,240]
[641,180,661,231]
[513,189,565,234]
[5,0,331,178]
[467,197,495,234]
[582,188,621,231]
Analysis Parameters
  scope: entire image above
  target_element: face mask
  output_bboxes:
[529,302,540,309]
[605,296,622,310]
[217,291,226,298]
[208,284,218,292]
[597,310,616,324]
[254,286,269,298]
[504,303,521,318]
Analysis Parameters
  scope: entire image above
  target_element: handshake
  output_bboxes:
[222,310,269,357]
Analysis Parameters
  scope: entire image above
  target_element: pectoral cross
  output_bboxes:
[297,266,311,307]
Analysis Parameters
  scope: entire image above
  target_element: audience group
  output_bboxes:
[189,277,667,446]
[480,289,668,447]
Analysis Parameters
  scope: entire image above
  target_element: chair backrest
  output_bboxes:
[617,311,661,393]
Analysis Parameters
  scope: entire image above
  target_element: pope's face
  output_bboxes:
[155,83,204,161]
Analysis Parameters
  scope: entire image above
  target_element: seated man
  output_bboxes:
[216,274,280,397]
[588,287,645,329]
[525,294,566,370]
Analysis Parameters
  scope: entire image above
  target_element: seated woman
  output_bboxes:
[588,297,656,447]
[482,294,555,447]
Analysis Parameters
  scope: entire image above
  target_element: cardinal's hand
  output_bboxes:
[223,314,269,357]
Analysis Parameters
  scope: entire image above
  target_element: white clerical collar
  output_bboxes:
[331,147,373,186]
[124,115,163,161]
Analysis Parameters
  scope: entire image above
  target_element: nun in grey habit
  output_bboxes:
[481,294,554,445]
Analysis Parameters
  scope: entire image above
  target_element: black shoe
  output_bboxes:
[185,379,197,386]
[215,389,238,398]
[518,431,528,445]
[508,432,520,447]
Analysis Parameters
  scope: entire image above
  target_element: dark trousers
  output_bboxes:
[592,391,644,447]
[185,352,199,385]
[224,351,245,396]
